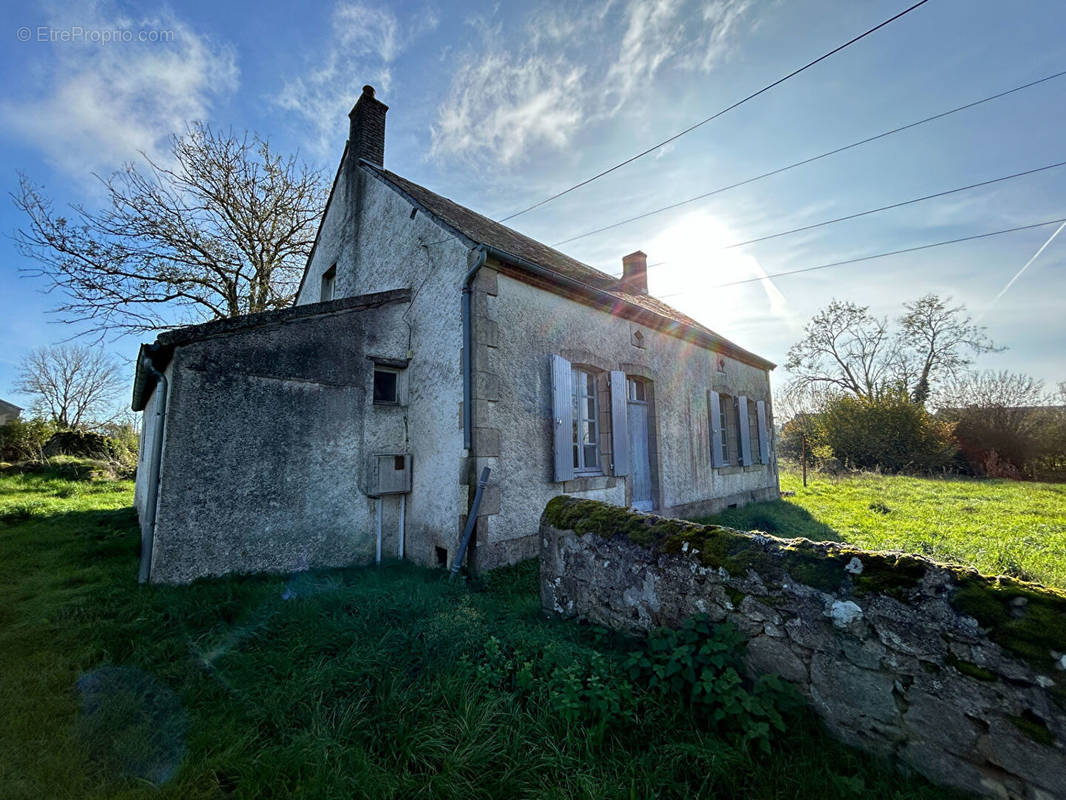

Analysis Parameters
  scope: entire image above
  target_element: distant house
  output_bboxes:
[132,85,779,584]
[0,399,22,425]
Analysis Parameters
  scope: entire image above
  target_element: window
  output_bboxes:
[718,392,734,465]
[627,377,647,402]
[572,368,600,473]
[320,265,336,302]
[551,355,628,483]
[748,403,761,463]
[373,368,399,404]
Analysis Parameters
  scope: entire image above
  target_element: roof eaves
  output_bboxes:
[130,288,413,411]
[360,162,775,371]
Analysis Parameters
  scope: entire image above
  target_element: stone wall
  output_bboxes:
[539,497,1066,800]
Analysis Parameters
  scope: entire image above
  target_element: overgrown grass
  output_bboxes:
[0,465,957,799]
[700,466,1066,589]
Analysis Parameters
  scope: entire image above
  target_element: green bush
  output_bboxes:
[97,422,140,474]
[624,616,797,752]
[461,616,797,754]
[0,417,57,461]
[43,429,113,459]
[821,391,957,473]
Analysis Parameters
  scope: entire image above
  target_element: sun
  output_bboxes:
[644,212,790,331]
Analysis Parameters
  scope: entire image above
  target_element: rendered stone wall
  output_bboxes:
[540,497,1066,800]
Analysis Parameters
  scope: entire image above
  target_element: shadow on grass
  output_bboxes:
[693,499,841,542]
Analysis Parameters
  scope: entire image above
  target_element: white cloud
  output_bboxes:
[2,3,238,177]
[276,2,439,156]
[430,0,754,168]
[431,49,586,167]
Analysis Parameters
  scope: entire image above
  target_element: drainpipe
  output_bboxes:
[450,466,490,581]
[138,355,168,584]
[461,246,487,451]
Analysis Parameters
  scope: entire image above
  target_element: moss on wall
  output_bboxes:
[544,495,1066,675]
[950,573,1066,672]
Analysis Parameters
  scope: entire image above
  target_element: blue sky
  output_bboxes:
[1,0,1064,415]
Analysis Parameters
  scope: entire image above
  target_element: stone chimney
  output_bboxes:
[621,251,648,295]
[348,85,388,167]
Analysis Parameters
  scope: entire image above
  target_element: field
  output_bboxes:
[0,465,957,800]
[701,466,1066,590]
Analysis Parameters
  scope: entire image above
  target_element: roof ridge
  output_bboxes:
[359,161,775,371]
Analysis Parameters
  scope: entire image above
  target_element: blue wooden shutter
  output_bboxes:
[609,371,629,476]
[756,400,770,464]
[551,354,574,482]
[738,395,752,466]
[708,390,724,467]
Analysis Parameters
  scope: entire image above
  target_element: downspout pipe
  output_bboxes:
[138,355,168,584]
[461,246,487,451]
[450,466,490,581]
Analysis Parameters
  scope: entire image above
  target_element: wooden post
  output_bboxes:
[801,432,808,488]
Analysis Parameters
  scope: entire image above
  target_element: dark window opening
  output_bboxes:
[435,546,448,567]
[393,454,406,471]
[320,265,336,302]
[373,369,399,404]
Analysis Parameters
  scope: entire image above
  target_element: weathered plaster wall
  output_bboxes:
[296,160,472,567]
[470,269,778,569]
[147,298,409,583]
[540,498,1066,800]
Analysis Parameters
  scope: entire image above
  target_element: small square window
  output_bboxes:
[373,369,399,404]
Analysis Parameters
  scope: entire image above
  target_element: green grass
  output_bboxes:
[0,465,957,799]
[699,466,1066,589]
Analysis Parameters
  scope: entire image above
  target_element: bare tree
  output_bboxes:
[14,123,327,334]
[936,370,1048,474]
[786,295,1000,404]
[16,345,124,429]
[784,300,897,400]
[898,294,1001,404]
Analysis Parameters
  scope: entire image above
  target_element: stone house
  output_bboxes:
[0,399,22,425]
[132,86,779,584]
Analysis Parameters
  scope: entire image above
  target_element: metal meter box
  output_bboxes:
[374,453,411,495]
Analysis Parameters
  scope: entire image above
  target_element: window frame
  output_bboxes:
[372,367,401,406]
[571,367,602,475]
[748,401,762,463]
[320,264,337,302]
[717,392,734,465]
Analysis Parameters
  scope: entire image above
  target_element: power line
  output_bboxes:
[498,0,933,223]
[553,70,1066,247]
[655,217,1066,296]
[660,160,1066,257]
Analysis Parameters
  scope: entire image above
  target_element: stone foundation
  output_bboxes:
[539,497,1066,800]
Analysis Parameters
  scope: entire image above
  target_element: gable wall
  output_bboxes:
[469,269,778,569]
[296,162,472,567]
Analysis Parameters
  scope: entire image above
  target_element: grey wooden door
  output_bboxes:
[627,379,653,511]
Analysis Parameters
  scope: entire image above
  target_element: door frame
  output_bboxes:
[625,375,658,512]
